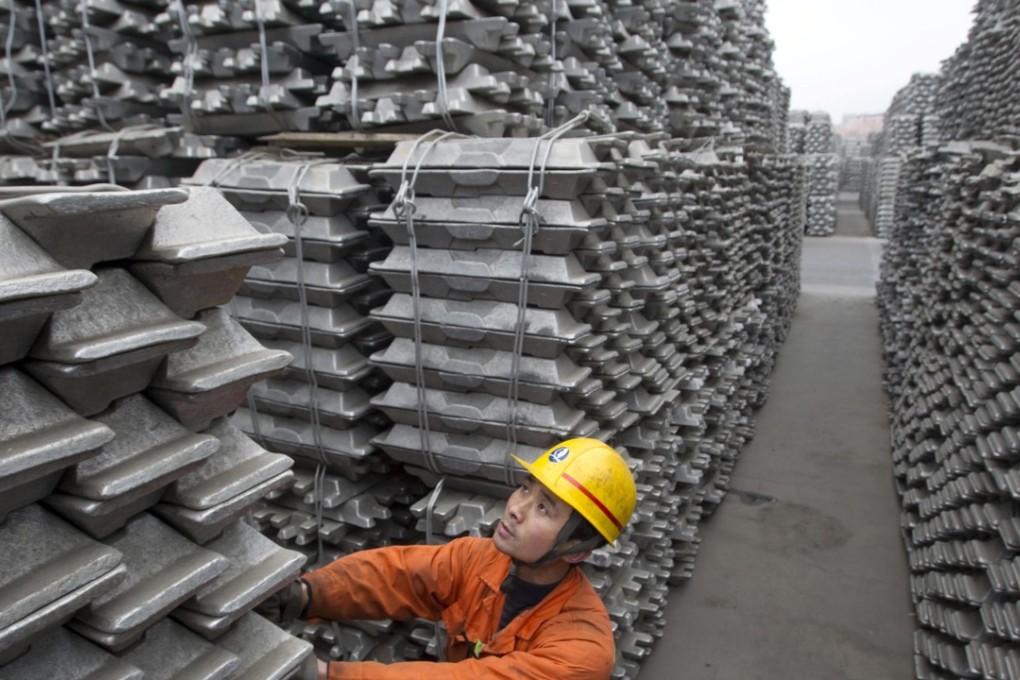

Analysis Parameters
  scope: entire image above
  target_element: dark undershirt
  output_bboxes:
[498,575,560,630]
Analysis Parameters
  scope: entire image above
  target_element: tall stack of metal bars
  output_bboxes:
[785,109,837,236]
[0,1,806,678]
[860,72,940,238]
[879,3,1020,679]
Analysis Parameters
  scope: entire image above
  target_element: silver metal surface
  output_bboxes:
[146,307,292,431]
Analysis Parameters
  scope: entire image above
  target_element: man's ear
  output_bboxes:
[562,550,591,565]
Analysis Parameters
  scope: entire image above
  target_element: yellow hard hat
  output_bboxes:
[512,438,637,544]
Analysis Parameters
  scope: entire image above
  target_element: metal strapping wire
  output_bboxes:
[392,129,464,476]
[254,0,285,130]
[78,4,114,132]
[0,18,41,159]
[171,0,197,128]
[433,0,457,132]
[104,126,130,185]
[345,1,362,131]
[202,148,273,187]
[545,0,558,127]
[0,11,17,126]
[424,473,447,661]
[286,157,334,567]
[504,111,590,486]
[32,0,56,118]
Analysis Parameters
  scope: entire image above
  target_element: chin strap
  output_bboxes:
[511,513,606,571]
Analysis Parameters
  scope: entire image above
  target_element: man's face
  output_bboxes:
[493,475,572,563]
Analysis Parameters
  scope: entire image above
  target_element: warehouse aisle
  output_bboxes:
[639,193,913,679]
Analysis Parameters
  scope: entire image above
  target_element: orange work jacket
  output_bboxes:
[302,536,615,680]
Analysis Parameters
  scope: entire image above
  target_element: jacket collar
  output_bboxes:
[480,546,584,642]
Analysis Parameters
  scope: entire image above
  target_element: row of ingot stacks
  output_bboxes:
[785,110,836,236]
[839,137,872,193]
[0,184,318,678]
[879,141,1020,680]
[878,6,1020,677]
[861,72,940,237]
[0,0,793,167]
[787,109,834,155]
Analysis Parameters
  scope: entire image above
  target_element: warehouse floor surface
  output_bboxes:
[638,193,914,679]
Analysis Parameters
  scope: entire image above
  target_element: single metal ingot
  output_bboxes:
[70,513,229,649]
[372,424,543,483]
[217,612,313,680]
[0,188,189,269]
[59,394,221,501]
[0,368,115,519]
[44,486,168,539]
[369,246,600,309]
[248,376,374,430]
[369,294,592,359]
[371,382,594,448]
[23,268,206,416]
[231,407,379,477]
[184,158,369,216]
[152,471,295,545]
[0,625,143,680]
[241,256,373,307]
[163,418,293,511]
[0,215,97,366]
[371,338,591,405]
[230,294,373,349]
[128,186,288,318]
[172,520,304,639]
[118,619,239,678]
[369,194,608,255]
[146,307,293,431]
[0,504,125,662]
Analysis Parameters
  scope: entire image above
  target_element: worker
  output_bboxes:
[260,437,638,680]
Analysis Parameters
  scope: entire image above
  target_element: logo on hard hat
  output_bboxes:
[548,447,570,463]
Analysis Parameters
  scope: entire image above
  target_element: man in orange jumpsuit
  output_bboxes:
[263,437,638,679]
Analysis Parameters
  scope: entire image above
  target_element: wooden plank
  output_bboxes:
[259,131,422,151]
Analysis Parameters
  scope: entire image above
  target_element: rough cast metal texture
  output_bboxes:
[0,184,305,678]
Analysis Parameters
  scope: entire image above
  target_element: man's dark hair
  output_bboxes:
[569,511,606,550]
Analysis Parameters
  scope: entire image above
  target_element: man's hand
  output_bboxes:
[257,578,308,627]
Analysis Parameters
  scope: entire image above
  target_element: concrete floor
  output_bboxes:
[639,193,914,679]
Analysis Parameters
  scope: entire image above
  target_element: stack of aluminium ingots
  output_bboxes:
[861,73,939,238]
[713,0,784,151]
[362,130,678,675]
[878,141,1020,680]
[0,183,317,679]
[783,110,837,236]
[43,0,175,135]
[661,0,725,147]
[880,13,1020,670]
[181,152,440,663]
[0,2,57,149]
[803,152,838,236]
[315,0,553,137]
[157,0,337,136]
[572,0,668,134]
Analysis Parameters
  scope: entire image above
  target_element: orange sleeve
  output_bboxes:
[302,541,466,623]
